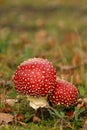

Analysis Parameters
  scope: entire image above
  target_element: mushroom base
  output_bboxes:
[27,96,49,110]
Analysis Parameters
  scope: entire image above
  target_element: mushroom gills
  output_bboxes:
[27,96,49,110]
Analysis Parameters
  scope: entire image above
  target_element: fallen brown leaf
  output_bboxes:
[0,73,3,78]
[83,98,87,104]
[66,111,74,119]
[33,116,41,123]
[74,73,82,85]
[65,32,72,42]
[72,53,81,66]
[19,33,31,44]
[0,113,13,125]
[1,103,13,113]
[0,94,5,101]
[76,98,87,118]
[16,113,24,121]
[36,19,45,28]
[84,56,87,65]
[77,102,85,110]
[35,30,48,43]
[5,99,18,106]
[78,98,87,107]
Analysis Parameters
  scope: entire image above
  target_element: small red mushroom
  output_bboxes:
[49,80,79,107]
[13,58,56,109]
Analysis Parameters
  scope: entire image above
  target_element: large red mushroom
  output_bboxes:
[13,58,56,110]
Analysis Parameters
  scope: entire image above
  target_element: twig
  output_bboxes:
[60,119,63,130]
[17,121,27,127]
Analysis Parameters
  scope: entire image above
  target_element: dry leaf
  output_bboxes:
[1,103,13,113]
[36,19,45,28]
[16,113,24,121]
[33,116,41,123]
[0,113,13,125]
[74,73,82,85]
[35,30,48,43]
[77,102,85,110]
[0,73,3,78]
[66,111,74,119]
[72,53,81,66]
[64,32,73,42]
[77,98,87,109]
[0,94,5,101]
[84,54,87,65]
[83,98,87,104]
[5,99,18,106]
[19,33,30,44]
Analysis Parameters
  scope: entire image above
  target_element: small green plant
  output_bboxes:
[48,105,86,130]
[72,106,85,129]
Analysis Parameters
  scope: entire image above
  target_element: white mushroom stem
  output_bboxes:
[27,96,49,110]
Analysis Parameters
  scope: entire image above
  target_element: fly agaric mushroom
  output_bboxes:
[13,58,56,110]
[49,80,79,107]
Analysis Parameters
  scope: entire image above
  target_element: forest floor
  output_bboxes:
[0,0,87,130]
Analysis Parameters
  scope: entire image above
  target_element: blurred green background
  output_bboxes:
[0,0,87,79]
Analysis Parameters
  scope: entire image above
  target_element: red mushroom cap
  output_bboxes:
[13,58,56,96]
[49,80,79,107]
